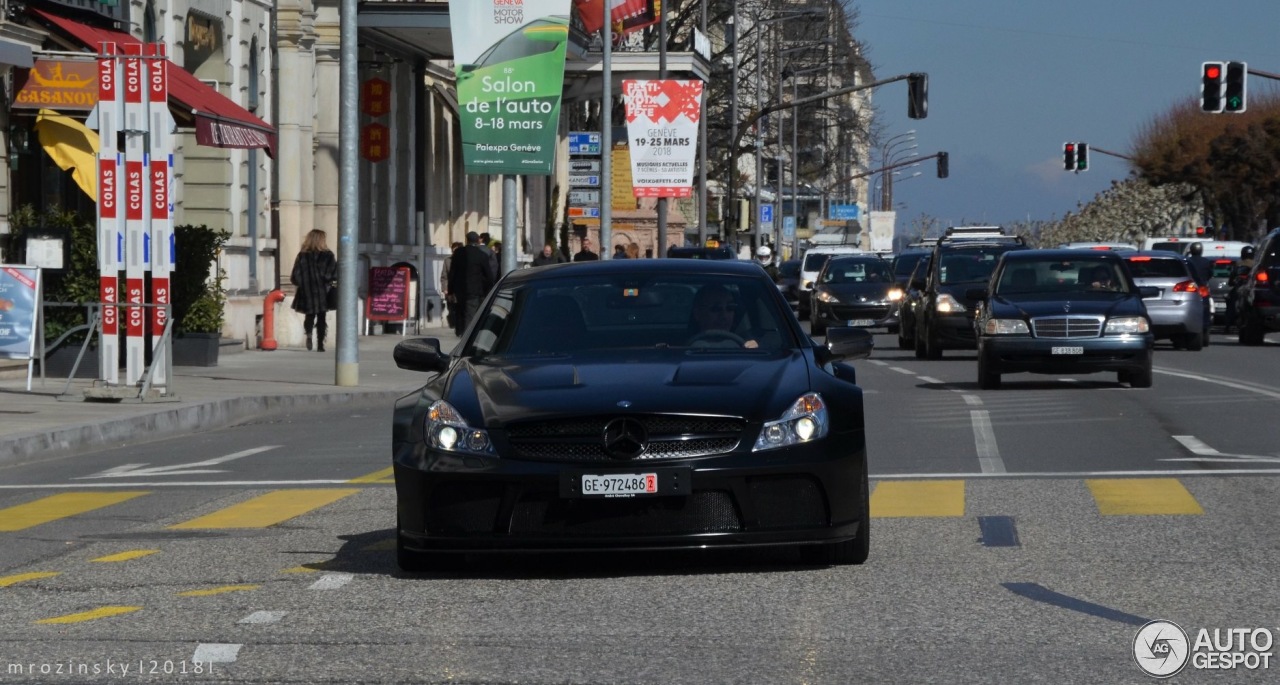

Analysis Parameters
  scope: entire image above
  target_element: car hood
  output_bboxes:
[447,351,810,427]
[816,283,894,301]
[989,294,1145,319]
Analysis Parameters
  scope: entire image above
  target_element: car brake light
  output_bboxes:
[1258,272,1270,283]
[1198,285,1210,298]
[1128,256,1152,262]
[1091,246,1110,250]
[1214,259,1232,265]
[1171,280,1199,293]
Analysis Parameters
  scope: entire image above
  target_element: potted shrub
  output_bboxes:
[170,225,230,367]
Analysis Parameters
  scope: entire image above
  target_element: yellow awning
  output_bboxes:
[33,108,99,202]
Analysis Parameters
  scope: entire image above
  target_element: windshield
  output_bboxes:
[893,252,927,276]
[822,259,892,284]
[466,274,796,356]
[996,259,1130,295]
[938,247,1019,284]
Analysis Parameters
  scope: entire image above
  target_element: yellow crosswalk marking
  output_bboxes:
[168,489,359,529]
[870,480,966,518]
[0,572,60,588]
[91,550,159,563]
[36,606,141,624]
[0,492,148,532]
[1087,478,1204,515]
[347,467,394,484]
[177,584,260,597]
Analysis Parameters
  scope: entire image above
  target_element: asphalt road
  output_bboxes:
[1,328,1278,683]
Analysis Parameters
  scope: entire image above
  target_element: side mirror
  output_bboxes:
[965,287,988,301]
[1138,286,1161,299]
[815,326,873,366]
[394,338,451,374]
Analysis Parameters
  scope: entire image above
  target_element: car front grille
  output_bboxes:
[510,490,742,536]
[504,415,745,463]
[1031,316,1104,339]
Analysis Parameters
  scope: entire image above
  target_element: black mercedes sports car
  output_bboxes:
[392,259,874,570]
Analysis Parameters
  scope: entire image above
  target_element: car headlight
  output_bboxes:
[935,292,964,313]
[816,290,840,303]
[887,288,905,302]
[1105,316,1149,334]
[424,400,495,456]
[983,318,1029,335]
[754,393,829,452]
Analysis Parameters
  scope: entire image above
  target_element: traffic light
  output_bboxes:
[1201,61,1225,113]
[1063,142,1076,171]
[936,151,949,179]
[907,73,928,119]
[1224,61,1247,113]
[1076,143,1089,171]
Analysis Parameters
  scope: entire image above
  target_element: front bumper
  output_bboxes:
[813,300,897,330]
[932,313,978,349]
[393,439,867,553]
[979,334,1153,376]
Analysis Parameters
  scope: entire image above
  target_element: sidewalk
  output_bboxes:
[0,326,461,465]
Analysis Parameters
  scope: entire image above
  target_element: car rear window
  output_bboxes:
[803,253,832,271]
[1149,242,1189,255]
[1126,257,1190,279]
[893,252,927,276]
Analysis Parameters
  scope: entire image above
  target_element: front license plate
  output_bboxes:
[848,319,875,326]
[561,468,692,499]
[1051,346,1084,355]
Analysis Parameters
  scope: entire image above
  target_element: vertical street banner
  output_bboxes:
[122,42,147,385]
[96,42,122,385]
[0,266,40,361]
[147,42,172,386]
[623,79,703,198]
[448,0,572,175]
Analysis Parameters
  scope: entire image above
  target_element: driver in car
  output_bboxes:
[689,284,760,349]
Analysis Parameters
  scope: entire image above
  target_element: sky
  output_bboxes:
[853,0,1280,228]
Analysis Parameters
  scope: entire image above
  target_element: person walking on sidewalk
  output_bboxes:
[573,237,599,262]
[291,229,338,352]
[448,231,498,332]
[532,242,564,267]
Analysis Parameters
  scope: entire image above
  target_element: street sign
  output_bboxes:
[761,204,774,224]
[783,216,796,239]
[569,189,601,206]
[568,207,601,218]
[829,204,859,220]
[568,159,601,174]
[569,174,600,187]
[569,131,601,155]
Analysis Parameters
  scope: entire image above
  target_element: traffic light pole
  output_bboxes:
[815,152,948,198]
[1087,147,1133,162]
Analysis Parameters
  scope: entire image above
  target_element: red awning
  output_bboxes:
[31,8,276,158]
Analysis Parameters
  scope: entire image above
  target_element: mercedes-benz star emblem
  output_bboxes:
[602,417,648,460]
[1063,302,1072,312]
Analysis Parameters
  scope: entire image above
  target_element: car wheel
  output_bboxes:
[1184,331,1203,351]
[913,326,927,358]
[924,326,942,360]
[887,324,900,335]
[1128,364,1153,388]
[977,355,1001,389]
[397,519,466,573]
[1117,370,1131,385]
[897,328,912,350]
[800,459,869,566]
[1239,315,1265,346]
[811,317,826,336]
[1203,327,1212,348]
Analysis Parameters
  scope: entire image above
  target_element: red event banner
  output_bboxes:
[623,79,702,198]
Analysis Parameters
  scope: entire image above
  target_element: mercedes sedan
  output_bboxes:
[973,250,1156,389]
[392,259,874,571]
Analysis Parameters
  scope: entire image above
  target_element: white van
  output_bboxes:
[798,245,864,318]
[1141,237,1251,258]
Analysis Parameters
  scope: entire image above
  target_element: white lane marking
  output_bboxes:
[1058,378,1079,383]
[308,573,353,590]
[0,480,362,489]
[889,366,916,375]
[961,394,983,407]
[918,376,945,385]
[869,360,889,366]
[872,468,1280,479]
[1154,368,1280,400]
[238,611,287,625]
[1165,435,1280,463]
[79,446,283,479]
[970,410,1006,474]
[193,643,241,663]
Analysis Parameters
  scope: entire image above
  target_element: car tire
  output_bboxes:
[924,326,942,360]
[397,520,466,573]
[898,328,912,350]
[977,355,1001,389]
[800,459,869,566]
[1184,331,1203,352]
[811,317,826,336]
[887,324,900,335]
[1239,315,1266,346]
[1117,370,1131,385]
[1128,365,1153,388]
[913,325,927,358]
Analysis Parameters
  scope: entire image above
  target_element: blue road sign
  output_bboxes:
[569,132,602,155]
[829,204,860,220]
[760,204,774,224]
[783,216,796,238]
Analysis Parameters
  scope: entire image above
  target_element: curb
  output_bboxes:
[0,389,412,466]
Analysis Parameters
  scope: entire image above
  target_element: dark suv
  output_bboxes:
[1237,227,1280,345]
[915,227,1030,359]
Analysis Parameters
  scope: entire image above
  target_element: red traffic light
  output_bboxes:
[1205,65,1221,79]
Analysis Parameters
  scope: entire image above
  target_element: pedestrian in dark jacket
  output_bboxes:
[448,231,498,332]
[573,237,599,262]
[291,229,337,351]
[532,243,565,266]
[442,241,463,332]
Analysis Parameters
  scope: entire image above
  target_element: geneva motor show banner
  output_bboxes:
[449,0,572,175]
[623,79,703,197]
